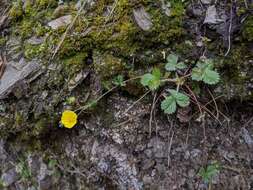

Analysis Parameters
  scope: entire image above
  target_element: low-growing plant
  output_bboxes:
[59,54,220,129]
[140,54,220,114]
[198,162,220,184]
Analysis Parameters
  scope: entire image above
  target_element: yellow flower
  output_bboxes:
[61,110,77,128]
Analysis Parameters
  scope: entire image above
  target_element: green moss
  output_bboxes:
[62,52,88,75]
[17,19,34,39]
[31,118,49,136]
[242,15,253,42]
[9,0,23,20]
[35,0,57,9]
[0,37,7,47]
[35,22,49,37]
[14,112,25,127]
[94,53,126,79]
[24,42,48,59]
[24,0,36,17]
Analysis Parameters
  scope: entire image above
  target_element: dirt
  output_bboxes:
[0,0,253,189]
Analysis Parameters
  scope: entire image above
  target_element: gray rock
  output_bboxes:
[68,70,89,91]
[204,5,223,24]
[161,0,171,17]
[133,6,153,31]
[26,36,45,45]
[201,0,211,5]
[48,15,72,30]
[1,168,20,187]
[0,59,41,99]
[142,159,155,170]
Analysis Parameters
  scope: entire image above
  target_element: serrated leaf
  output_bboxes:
[113,75,125,87]
[176,62,187,69]
[203,69,220,85]
[165,62,177,71]
[175,93,190,107]
[149,78,161,90]
[167,54,178,64]
[191,59,220,85]
[198,162,220,183]
[168,89,189,107]
[168,89,178,96]
[141,73,153,86]
[165,54,178,71]
[191,67,203,81]
[152,68,161,79]
[140,69,161,91]
[161,96,177,114]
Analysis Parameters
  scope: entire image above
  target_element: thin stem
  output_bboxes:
[122,90,151,115]
[75,76,142,113]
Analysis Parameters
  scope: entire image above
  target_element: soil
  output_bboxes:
[0,0,253,189]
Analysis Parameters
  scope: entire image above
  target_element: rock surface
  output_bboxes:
[48,15,72,30]
[133,6,153,31]
[0,58,41,99]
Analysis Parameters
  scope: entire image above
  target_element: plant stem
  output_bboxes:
[75,76,142,113]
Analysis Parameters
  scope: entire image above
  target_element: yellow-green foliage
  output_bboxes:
[9,0,23,20]
[242,15,253,42]
[24,43,48,59]
[36,0,57,9]
[62,52,88,75]
[17,19,34,39]
[94,53,126,79]
[148,1,185,45]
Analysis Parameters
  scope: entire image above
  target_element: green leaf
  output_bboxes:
[161,96,177,114]
[113,75,125,87]
[140,68,161,91]
[203,69,220,85]
[165,54,178,71]
[148,78,161,91]
[198,162,220,183]
[175,93,190,107]
[191,67,203,81]
[141,73,153,87]
[176,62,187,69]
[168,89,190,107]
[191,59,220,85]
[152,68,161,79]
[167,54,178,64]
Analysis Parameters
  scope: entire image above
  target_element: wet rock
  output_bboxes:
[133,6,153,31]
[48,15,72,30]
[1,168,20,187]
[204,5,223,24]
[0,59,41,99]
